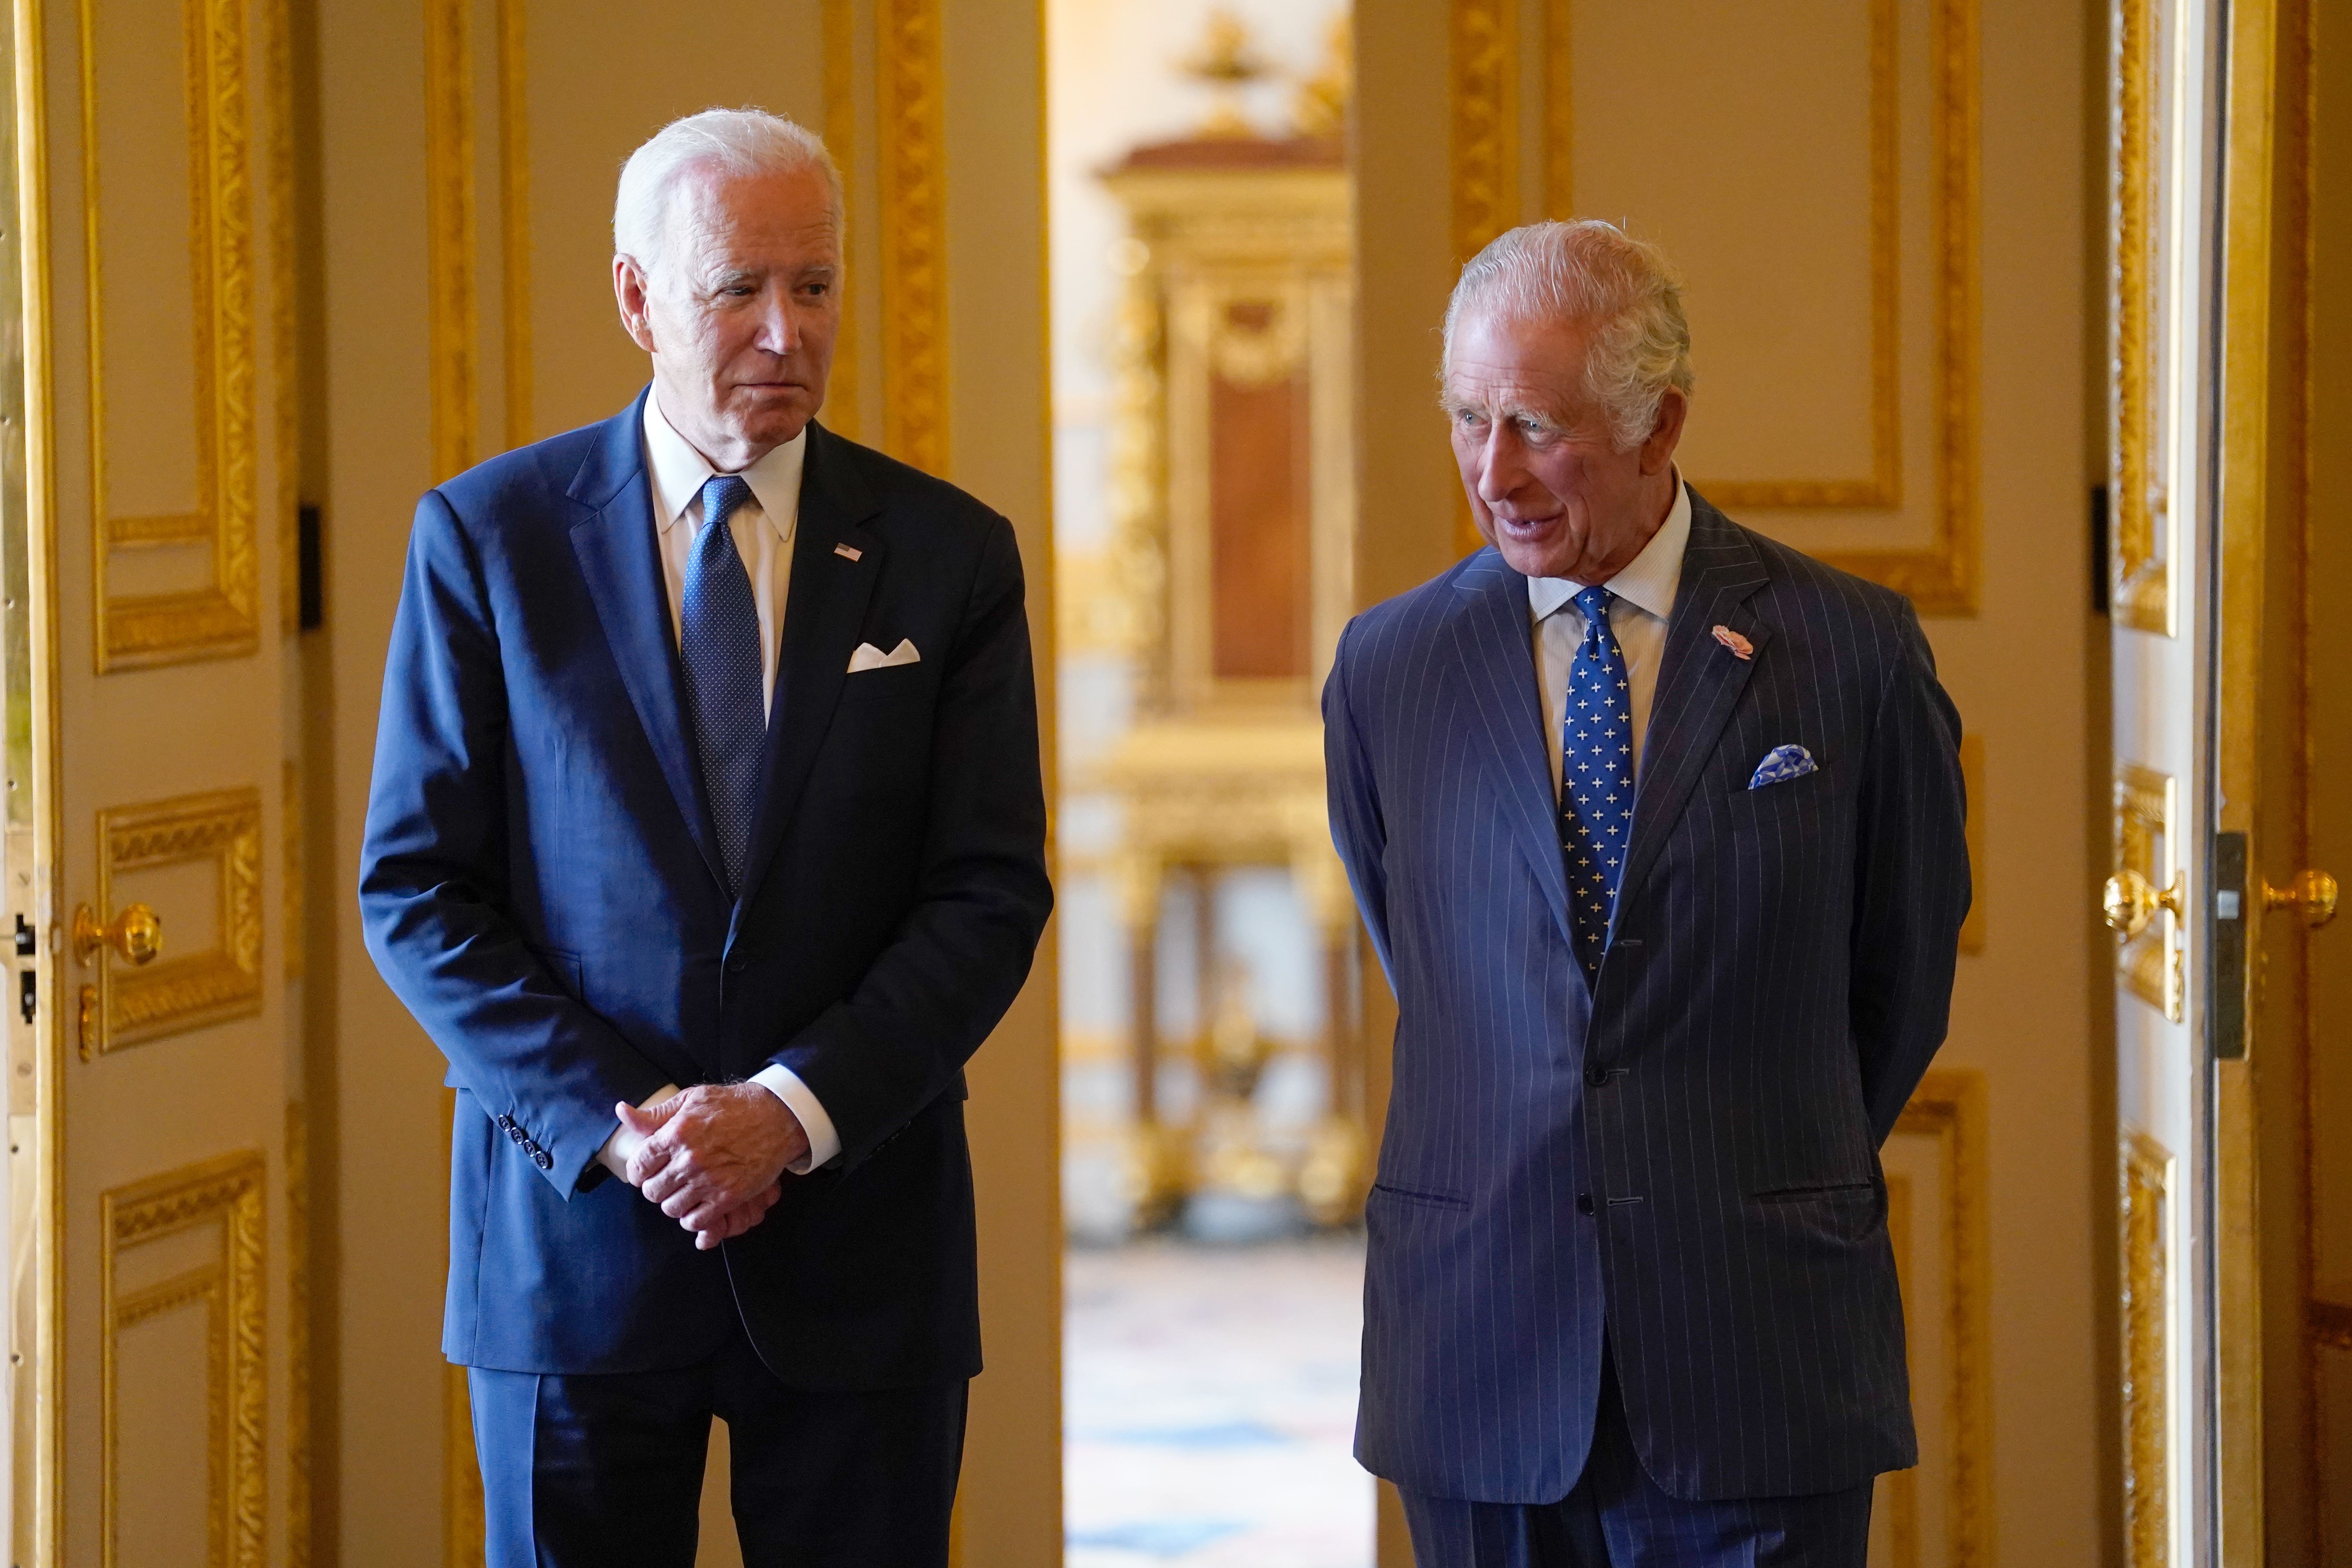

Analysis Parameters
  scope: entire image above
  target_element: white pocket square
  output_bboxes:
[846,638,920,673]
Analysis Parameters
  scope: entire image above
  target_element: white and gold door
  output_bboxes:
[4,0,301,1557]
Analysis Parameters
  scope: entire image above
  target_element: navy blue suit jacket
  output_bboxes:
[1324,493,1967,1503]
[360,391,1051,1386]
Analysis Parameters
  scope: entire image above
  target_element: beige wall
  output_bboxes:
[309,0,1056,1561]
[1352,3,2108,1563]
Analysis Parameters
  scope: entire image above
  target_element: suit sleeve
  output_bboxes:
[359,489,671,1197]
[758,514,1052,1171]
[1850,604,1971,1142]
[1323,620,1394,985]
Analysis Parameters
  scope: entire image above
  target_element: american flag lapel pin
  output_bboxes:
[833,543,863,562]
[1711,624,1754,660]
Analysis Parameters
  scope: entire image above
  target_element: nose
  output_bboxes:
[755,288,801,356]
[1475,424,1529,507]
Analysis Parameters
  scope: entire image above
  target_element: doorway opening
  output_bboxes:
[1047,5,1372,1563]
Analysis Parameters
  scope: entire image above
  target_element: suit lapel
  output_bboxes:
[567,390,731,896]
[1615,495,1773,917]
[1450,551,1573,948]
[731,423,882,924]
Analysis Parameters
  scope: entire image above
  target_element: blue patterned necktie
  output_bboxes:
[1559,586,1636,979]
[680,474,764,896]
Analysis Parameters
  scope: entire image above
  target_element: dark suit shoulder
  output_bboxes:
[431,418,607,526]
[1732,516,1915,629]
[818,426,1007,542]
[1338,547,1499,665]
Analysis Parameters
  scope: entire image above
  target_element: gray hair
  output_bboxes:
[613,108,842,281]
[1441,219,1695,450]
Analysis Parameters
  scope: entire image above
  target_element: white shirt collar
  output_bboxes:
[1527,472,1690,623]
[641,386,805,541]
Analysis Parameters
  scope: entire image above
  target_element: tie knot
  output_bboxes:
[700,474,753,533]
[1575,586,1614,624]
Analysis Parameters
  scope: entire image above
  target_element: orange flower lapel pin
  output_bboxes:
[1711,624,1755,661]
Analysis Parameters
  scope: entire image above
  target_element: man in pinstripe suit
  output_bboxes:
[1323,221,1969,1566]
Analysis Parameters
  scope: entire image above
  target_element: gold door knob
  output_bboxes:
[2263,869,2340,929]
[72,902,161,968]
[2103,868,2182,940]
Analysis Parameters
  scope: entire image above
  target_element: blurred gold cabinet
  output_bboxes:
[1092,131,1364,1227]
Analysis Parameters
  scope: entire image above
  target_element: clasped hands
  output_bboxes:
[611,1084,808,1250]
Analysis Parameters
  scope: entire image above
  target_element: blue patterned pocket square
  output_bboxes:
[1748,745,1818,789]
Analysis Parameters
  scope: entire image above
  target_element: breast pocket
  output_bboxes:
[1724,762,1836,838]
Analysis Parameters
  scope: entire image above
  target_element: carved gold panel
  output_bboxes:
[80,0,261,669]
[2110,0,2172,635]
[1449,0,1981,613]
[2114,763,2183,1022]
[87,788,263,1055]
[2121,1129,2172,1568]
[876,0,947,475]
[1887,1069,1994,1568]
[101,1150,266,1568]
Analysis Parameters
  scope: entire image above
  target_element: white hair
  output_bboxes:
[613,108,842,281]
[1441,219,1695,450]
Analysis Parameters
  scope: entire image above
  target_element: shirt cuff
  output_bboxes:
[749,1065,840,1173]
[596,1083,680,1179]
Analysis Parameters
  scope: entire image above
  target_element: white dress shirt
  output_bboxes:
[593,390,842,1180]
[1529,475,1691,798]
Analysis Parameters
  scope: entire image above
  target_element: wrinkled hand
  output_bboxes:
[617,1084,808,1250]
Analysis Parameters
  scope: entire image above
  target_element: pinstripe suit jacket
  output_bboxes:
[1324,491,1968,1504]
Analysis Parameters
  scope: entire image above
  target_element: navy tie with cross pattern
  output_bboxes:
[680,473,764,897]
[1559,585,1636,979]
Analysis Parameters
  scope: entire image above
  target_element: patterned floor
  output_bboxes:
[1065,1237,1373,1568]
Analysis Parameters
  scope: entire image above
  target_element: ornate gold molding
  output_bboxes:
[1883,1173,1919,1568]
[1815,0,1979,612]
[822,0,861,444]
[89,787,264,1053]
[1455,0,1979,608]
[2121,1129,2172,1568]
[1701,0,1902,514]
[2110,0,2170,635]
[262,0,296,636]
[2114,762,2183,1021]
[423,0,477,481]
[101,1149,267,1568]
[494,0,530,451]
[80,0,261,669]
[877,0,946,475]
[1894,1068,1993,1568]
[1541,0,1571,221]
[1447,0,1514,266]
[286,1102,311,1568]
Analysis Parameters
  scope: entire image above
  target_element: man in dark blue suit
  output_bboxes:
[1324,220,1969,1566]
[360,109,1049,1565]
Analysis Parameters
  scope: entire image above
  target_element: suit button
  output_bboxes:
[727,955,747,973]
[1576,1193,1595,1215]
[507,1126,526,1145]
[1585,1063,1611,1088]
[532,1150,553,1171]
[495,1113,512,1129]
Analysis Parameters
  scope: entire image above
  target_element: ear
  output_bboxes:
[1639,386,1688,477]
[614,255,659,355]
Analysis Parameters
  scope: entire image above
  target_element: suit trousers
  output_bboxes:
[466,1319,967,1568]
[1399,1351,1873,1568]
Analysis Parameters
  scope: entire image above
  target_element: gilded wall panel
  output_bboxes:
[81,0,262,668]
[1883,1069,1993,1568]
[1448,0,1979,612]
[101,1150,267,1568]
[86,787,264,1055]
[2121,1131,2172,1568]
